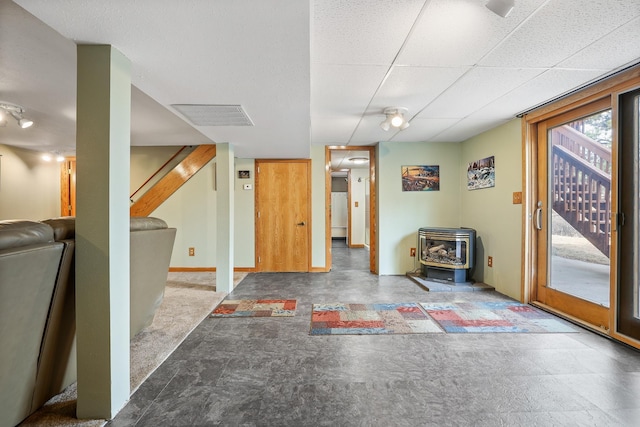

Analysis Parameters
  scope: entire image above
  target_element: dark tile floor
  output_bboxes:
[109,241,640,426]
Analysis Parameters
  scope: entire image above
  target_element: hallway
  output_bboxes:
[109,246,640,426]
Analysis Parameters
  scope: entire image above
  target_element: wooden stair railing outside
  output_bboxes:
[130,144,216,217]
[552,126,612,174]
[551,126,611,257]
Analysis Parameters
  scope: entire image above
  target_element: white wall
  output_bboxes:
[349,168,367,245]
[0,144,60,220]
[460,119,522,299]
[377,141,462,275]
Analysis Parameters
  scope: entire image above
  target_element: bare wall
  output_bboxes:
[0,144,60,220]
[460,119,523,299]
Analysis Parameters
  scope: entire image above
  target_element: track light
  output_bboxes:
[380,107,410,131]
[0,102,34,129]
[486,0,514,18]
[42,152,65,162]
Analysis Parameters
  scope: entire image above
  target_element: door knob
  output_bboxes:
[297,221,306,226]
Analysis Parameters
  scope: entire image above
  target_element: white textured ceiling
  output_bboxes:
[2,0,640,159]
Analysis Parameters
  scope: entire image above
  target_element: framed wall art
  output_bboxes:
[467,155,495,190]
[401,165,440,191]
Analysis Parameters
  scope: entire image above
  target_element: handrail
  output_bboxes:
[130,146,188,201]
[551,126,611,174]
[552,144,610,257]
[130,144,216,217]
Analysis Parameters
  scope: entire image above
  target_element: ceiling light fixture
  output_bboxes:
[485,0,514,18]
[380,107,410,131]
[0,102,34,129]
[42,152,65,162]
[348,157,368,164]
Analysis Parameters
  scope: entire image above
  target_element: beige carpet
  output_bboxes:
[20,272,246,426]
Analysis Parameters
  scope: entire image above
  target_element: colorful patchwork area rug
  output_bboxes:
[419,301,577,333]
[310,302,444,335]
[211,299,297,317]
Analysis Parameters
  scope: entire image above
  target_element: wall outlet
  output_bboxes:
[188,247,195,256]
[410,247,416,257]
[488,256,493,267]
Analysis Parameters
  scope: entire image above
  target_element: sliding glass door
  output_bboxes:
[534,99,612,330]
[618,88,640,340]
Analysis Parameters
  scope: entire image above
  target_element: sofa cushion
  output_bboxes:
[41,217,76,241]
[0,220,54,250]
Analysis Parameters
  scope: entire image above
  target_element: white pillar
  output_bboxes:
[75,45,131,419]
[216,143,234,293]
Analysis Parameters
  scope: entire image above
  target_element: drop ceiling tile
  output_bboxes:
[313,0,424,65]
[311,64,389,115]
[480,0,640,68]
[388,118,461,143]
[417,66,546,119]
[368,65,470,119]
[558,17,640,70]
[398,0,548,67]
[431,117,509,143]
[311,115,364,145]
[477,68,609,118]
[349,114,404,145]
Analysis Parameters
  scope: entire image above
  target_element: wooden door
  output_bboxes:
[255,160,310,272]
[60,158,76,216]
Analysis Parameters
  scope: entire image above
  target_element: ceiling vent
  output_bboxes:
[171,104,254,126]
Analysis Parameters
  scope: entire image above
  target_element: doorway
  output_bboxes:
[525,65,640,348]
[325,146,377,273]
[60,157,76,216]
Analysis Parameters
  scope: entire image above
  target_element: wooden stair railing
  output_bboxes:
[130,146,190,204]
[130,144,216,217]
[551,126,612,174]
[552,143,611,257]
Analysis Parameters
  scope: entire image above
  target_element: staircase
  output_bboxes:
[551,126,611,257]
[130,144,217,217]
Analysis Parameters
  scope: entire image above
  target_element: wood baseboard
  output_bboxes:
[169,267,256,272]
[310,266,330,272]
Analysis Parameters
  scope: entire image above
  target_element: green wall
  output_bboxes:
[460,119,523,299]
[131,147,256,269]
[377,141,462,275]
[311,145,327,269]
[0,144,61,220]
[4,119,525,299]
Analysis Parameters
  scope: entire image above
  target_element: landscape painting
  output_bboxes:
[401,165,440,192]
[467,155,495,190]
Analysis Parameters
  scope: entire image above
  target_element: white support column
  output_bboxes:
[75,45,131,419]
[216,143,235,293]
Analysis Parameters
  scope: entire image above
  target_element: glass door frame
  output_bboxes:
[523,65,640,349]
[533,99,611,331]
[618,87,640,340]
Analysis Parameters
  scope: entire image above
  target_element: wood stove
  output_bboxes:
[419,227,476,283]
